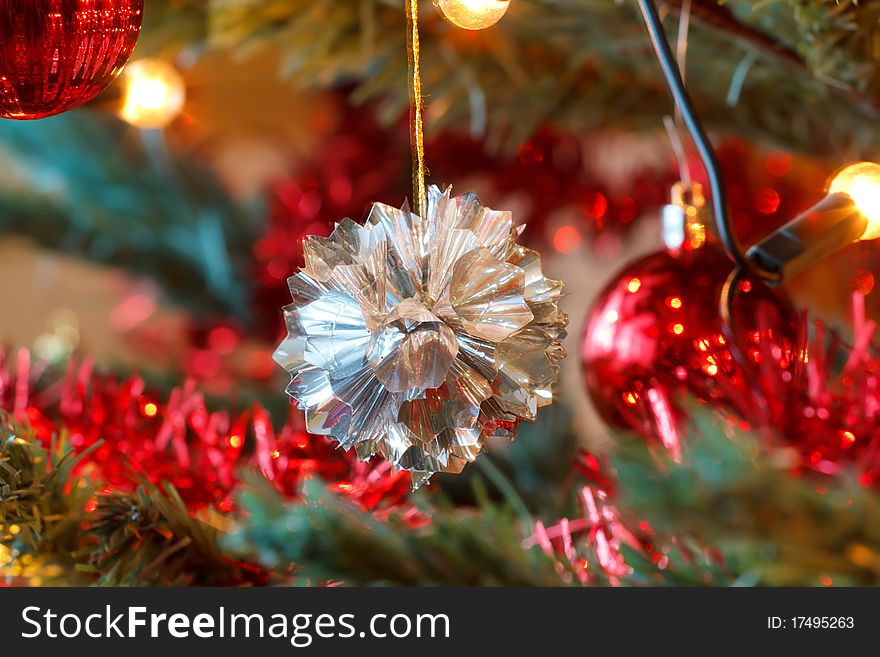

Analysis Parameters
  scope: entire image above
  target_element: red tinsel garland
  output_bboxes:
[0,350,418,520]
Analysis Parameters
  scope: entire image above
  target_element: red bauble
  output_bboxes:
[0,0,143,120]
[581,244,797,450]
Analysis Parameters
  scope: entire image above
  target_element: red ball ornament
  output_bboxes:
[0,0,143,120]
[581,243,797,452]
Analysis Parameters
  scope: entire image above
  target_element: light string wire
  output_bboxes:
[639,0,782,429]
[405,0,428,217]
[636,0,779,282]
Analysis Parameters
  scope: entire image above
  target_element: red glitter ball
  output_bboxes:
[0,1,143,120]
[580,244,797,446]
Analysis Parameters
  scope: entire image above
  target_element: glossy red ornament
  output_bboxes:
[0,0,143,120]
[581,243,797,451]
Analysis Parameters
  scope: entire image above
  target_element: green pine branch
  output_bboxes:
[0,413,268,586]
[85,480,267,586]
[226,473,571,586]
[0,418,94,584]
[614,413,880,586]
[200,0,880,154]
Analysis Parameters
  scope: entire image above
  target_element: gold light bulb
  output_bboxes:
[828,162,880,240]
[434,0,511,30]
[748,160,880,279]
[119,59,186,130]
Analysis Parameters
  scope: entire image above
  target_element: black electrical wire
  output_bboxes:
[636,0,779,282]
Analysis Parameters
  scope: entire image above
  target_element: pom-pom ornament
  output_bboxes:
[0,0,143,120]
[274,186,567,487]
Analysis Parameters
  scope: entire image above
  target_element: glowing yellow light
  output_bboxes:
[143,402,158,417]
[687,221,706,250]
[848,544,873,567]
[672,323,684,335]
[828,162,880,240]
[626,277,641,293]
[435,0,510,30]
[120,59,186,129]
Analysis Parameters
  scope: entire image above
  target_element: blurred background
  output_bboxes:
[1,0,877,452]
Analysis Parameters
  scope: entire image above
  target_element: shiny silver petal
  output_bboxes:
[426,228,480,303]
[330,364,396,449]
[288,366,352,436]
[287,272,329,306]
[445,358,493,408]
[449,248,534,342]
[273,306,306,372]
[397,393,480,443]
[507,245,564,305]
[367,202,426,303]
[299,292,370,377]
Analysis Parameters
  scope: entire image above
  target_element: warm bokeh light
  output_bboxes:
[552,224,581,253]
[120,59,186,129]
[434,0,511,30]
[828,162,880,240]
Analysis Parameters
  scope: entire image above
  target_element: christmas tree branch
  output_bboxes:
[0,419,94,584]
[85,480,267,586]
[226,473,570,586]
[0,414,269,586]
[199,0,880,154]
[613,414,880,586]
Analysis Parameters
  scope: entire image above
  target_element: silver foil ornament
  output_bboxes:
[274,186,567,487]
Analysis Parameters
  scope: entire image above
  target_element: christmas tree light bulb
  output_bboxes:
[119,59,186,129]
[748,161,880,280]
[435,0,510,30]
[828,162,880,240]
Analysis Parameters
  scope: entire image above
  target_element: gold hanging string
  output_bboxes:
[405,0,427,217]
